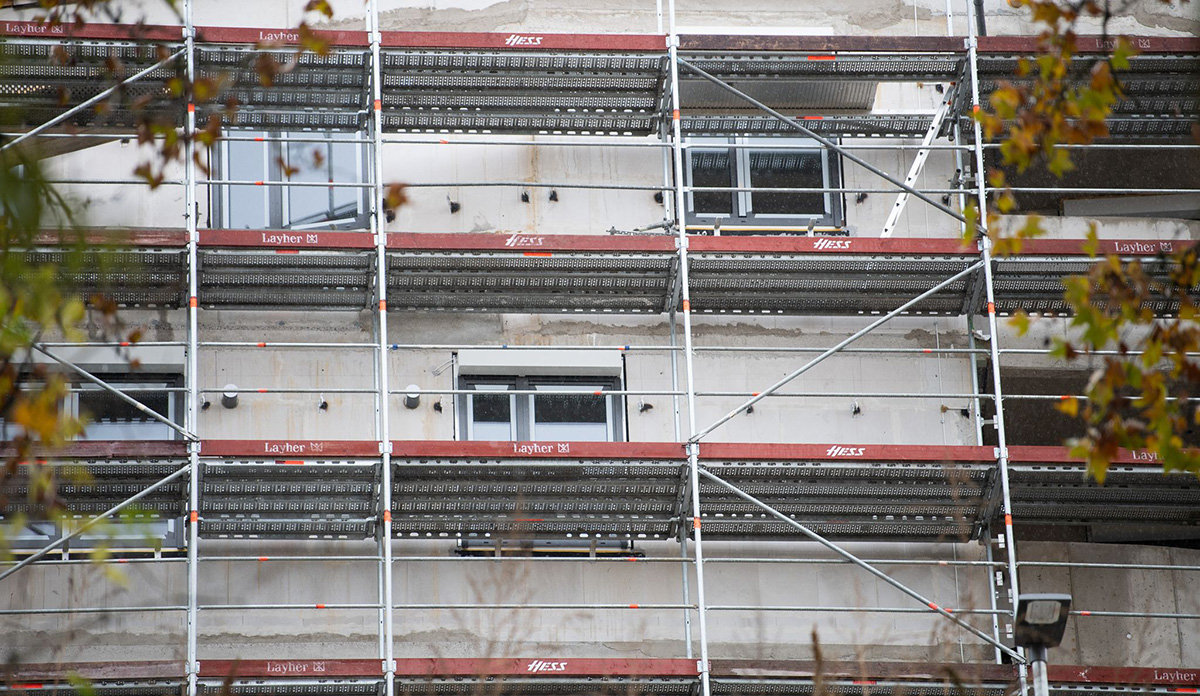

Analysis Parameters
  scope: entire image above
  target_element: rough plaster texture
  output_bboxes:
[7,541,1197,666]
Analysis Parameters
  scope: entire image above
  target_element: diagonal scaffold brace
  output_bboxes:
[33,344,199,442]
[0,463,191,583]
[1,47,187,154]
[690,259,985,443]
[697,466,1026,663]
[674,57,979,233]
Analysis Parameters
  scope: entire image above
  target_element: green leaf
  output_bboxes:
[1008,309,1032,336]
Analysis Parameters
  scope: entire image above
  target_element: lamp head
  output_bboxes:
[1014,593,1072,649]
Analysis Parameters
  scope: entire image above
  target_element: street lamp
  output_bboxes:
[1014,593,1072,696]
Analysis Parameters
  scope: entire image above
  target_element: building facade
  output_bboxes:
[1,1,1198,695]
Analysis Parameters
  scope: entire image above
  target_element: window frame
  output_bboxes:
[459,375,625,443]
[212,130,370,231]
[685,136,843,232]
[69,376,183,441]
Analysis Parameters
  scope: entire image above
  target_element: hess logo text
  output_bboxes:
[527,660,567,673]
[505,34,544,46]
[813,239,852,250]
[826,446,865,457]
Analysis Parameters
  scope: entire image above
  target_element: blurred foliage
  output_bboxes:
[1,0,339,559]
[975,0,1198,483]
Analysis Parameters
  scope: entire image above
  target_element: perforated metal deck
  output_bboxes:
[200,459,377,539]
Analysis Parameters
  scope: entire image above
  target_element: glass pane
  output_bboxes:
[286,139,331,226]
[78,389,169,422]
[690,149,734,215]
[286,134,362,228]
[747,150,826,215]
[226,134,268,228]
[78,388,173,441]
[470,392,513,441]
[533,391,608,441]
[328,134,360,214]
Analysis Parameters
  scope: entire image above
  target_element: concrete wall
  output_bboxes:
[7,540,1199,667]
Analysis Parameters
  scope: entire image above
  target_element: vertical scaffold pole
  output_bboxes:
[966,6,1025,686]
[182,0,200,693]
[367,2,396,695]
[667,1,711,692]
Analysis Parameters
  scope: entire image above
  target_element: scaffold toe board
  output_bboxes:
[1007,446,1200,527]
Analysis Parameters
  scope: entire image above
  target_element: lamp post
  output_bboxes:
[1014,593,1072,696]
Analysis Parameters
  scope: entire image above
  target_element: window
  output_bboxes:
[456,349,626,442]
[213,130,368,230]
[70,378,182,441]
[686,137,842,232]
[461,376,624,442]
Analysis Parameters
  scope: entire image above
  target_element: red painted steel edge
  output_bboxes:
[677,34,1200,54]
[199,659,382,678]
[392,658,698,677]
[1048,665,1200,686]
[196,26,368,47]
[1,440,187,459]
[678,35,965,53]
[979,35,1200,54]
[200,440,382,458]
[1017,238,1195,257]
[687,236,978,256]
[30,227,1188,259]
[0,20,180,41]
[11,660,1198,686]
[200,229,376,250]
[1009,445,1195,468]
[34,228,188,248]
[379,31,665,52]
[709,659,1015,682]
[6,661,185,681]
[699,443,997,462]
[387,232,675,253]
[392,440,685,460]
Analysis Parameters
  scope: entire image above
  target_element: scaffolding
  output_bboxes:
[1,1,1199,695]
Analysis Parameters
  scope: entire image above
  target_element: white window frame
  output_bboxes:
[459,375,625,443]
[685,136,843,230]
[214,130,369,231]
[70,380,180,441]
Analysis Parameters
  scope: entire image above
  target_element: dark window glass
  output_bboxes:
[533,393,607,424]
[747,150,825,215]
[78,389,169,423]
[472,393,512,423]
[690,150,734,215]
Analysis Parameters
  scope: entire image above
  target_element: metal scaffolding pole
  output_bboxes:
[697,468,1025,663]
[182,2,202,695]
[0,464,190,583]
[965,1,1025,686]
[368,3,396,694]
[668,1,711,691]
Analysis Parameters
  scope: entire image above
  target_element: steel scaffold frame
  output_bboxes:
[0,1,1197,694]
